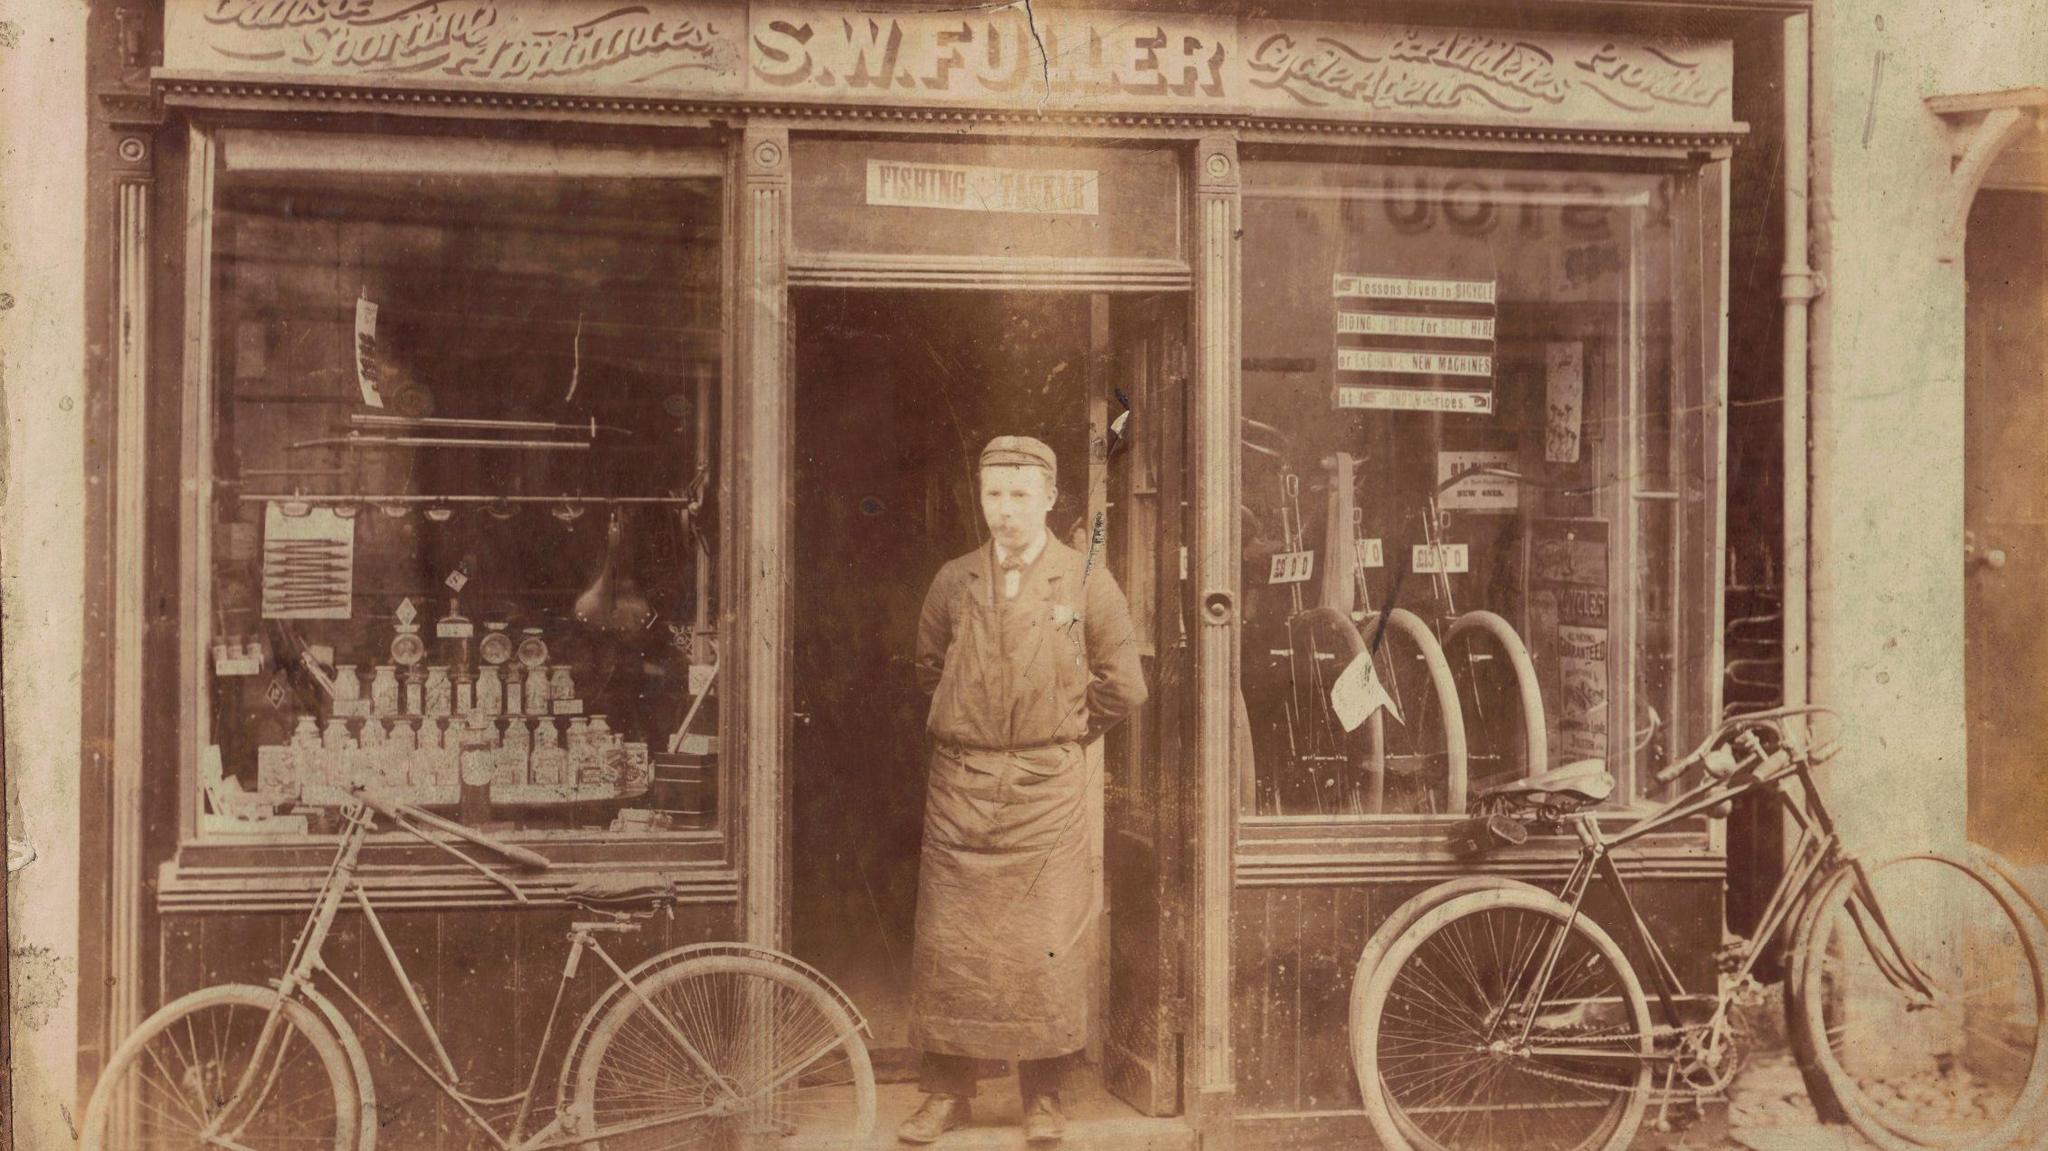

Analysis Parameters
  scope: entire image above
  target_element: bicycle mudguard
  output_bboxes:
[553,940,874,1111]
[299,981,380,1151]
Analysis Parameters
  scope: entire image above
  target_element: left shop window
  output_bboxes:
[196,129,723,840]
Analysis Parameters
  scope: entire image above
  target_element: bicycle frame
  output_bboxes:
[204,799,741,1151]
[1512,724,1940,1064]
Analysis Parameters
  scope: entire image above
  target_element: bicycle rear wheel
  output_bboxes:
[1793,851,2048,1151]
[80,983,358,1151]
[1353,887,1652,1151]
[570,953,876,1149]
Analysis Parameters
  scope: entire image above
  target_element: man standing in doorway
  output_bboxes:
[899,435,1148,1145]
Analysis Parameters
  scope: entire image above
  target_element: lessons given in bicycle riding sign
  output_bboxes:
[1331,272,1499,413]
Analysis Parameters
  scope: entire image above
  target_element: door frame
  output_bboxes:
[731,128,1240,1133]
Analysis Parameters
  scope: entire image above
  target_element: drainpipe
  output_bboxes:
[1782,10,1823,723]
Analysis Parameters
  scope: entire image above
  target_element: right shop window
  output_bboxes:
[1239,156,1721,819]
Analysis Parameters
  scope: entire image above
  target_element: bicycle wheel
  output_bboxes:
[1362,608,1469,814]
[80,983,358,1151]
[1793,851,2048,1151]
[570,953,876,1149]
[1442,610,1547,790]
[1354,887,1652,1151]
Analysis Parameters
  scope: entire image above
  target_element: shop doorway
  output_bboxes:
[790,288,1189,1122]
[1964,189,2048,863]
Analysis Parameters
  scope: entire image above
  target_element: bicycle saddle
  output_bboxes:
[1475,760,1615,805]
[564,874,677,914]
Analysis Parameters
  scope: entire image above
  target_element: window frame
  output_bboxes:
[170,118,735,867]
[1229,145,1727,838]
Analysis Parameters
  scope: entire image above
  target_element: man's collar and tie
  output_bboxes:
[993,531,1048,600]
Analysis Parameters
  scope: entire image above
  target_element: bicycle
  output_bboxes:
[1242,443,1465,817]
[82,789,876,1150]
[1349,706,2048,1151]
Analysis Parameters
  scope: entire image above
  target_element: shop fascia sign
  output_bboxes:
[167,2,1733,126]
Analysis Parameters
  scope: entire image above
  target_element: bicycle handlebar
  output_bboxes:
[1652,706,1841,786]
[353,789,554,871]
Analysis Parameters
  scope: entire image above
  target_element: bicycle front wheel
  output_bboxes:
[80,983,359,1151]
[571,954,876,1150]
[1794,852,2048,1151]
[1353,887,1652,1151]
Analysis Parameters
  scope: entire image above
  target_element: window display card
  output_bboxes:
[1353,538,1385,574]
[1268,550,1315,584]
[1411,543,1470,574]
[1438,451,1521,512]
[1332,272,1497,412]
[261,503,355,619]
[1546,341,1586,464]
[354,295,384,409]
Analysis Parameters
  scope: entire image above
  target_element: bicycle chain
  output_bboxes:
[1459,1023,1723,1102]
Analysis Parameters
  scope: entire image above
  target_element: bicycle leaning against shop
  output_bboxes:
[1348,705,2048,1151]
[81,789,877,1150]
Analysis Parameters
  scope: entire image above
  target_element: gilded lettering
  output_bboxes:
[841,18,906,90]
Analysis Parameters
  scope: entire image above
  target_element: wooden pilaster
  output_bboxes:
[733,125,793,948]
[1188,134,1241,1140]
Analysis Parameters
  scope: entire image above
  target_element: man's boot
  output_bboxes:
[897,1094,971,1144]
[1023,1093,1066,1145]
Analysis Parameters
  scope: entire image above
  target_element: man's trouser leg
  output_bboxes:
[1018,1051,1081,1103]
[918,1052,980,1098]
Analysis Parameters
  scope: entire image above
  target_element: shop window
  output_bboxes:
[195,128,724,841]
[1239,157,1719,819]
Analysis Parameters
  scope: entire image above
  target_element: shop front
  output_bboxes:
[78,1,1801,1145]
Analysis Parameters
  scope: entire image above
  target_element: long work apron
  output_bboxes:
[907,553,1095,1060]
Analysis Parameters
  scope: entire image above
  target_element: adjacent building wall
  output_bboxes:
[3,1,92,1142]
[1808,0,2048,851]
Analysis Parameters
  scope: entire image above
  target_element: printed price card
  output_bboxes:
[1268,550,1316,585]
[1412,543,1471,574]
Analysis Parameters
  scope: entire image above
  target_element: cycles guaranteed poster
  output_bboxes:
[1527,519,1611,764]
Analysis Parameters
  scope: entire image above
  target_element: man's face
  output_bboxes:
[980,464,1055,553]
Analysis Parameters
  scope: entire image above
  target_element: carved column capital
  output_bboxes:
[1194,135,1240,194]
[742,124,792,182]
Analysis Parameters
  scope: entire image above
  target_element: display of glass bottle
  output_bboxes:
[424,666,452,717]
[370,665,401,718]
[333,665,362,706]
[497,718,530,787]
[589,715,620,785]
[530,719,566,787]
[566,716,596,786]
[476,664,503,717]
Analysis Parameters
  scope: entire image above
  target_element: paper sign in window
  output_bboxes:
[1332,651,1401,732]
[1438,450,1521,512]
[1546,342,1586,464]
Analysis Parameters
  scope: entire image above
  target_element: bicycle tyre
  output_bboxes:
[1443,609,1548,784]
[569,953,876,1149]
[1363,608,1470,814]
[80,983,360,1151]
[1791,851,2048,1151]
[1353,887,1652,1151]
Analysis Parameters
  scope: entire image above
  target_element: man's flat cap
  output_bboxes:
[979,435,1057,477]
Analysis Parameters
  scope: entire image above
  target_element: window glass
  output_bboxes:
[1239,157,1709,818]
[201,130,723,839]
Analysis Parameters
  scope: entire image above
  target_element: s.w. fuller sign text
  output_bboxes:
[167,2,1734,129]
